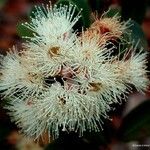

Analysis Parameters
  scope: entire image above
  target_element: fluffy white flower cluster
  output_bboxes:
[0,3,149,140]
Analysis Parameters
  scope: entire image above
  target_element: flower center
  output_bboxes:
[48,46,60,57]
[89,82,102,92]
[59,97,66,105]
[27,72,42,84]
[84,50,91,59]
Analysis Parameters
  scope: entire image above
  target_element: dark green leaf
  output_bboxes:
[44,141,60,150]
[45,119,113,150]
[83,132,107,146]
[128,20,148,50]
[44,132,100,150]
[17,23,34,38]
[56,0,92,30]
[121,0,146,24]
[105,7,121,18]
[0,0,7,8]
[117,100,150,142]
[82,119,116,146]
[88,0,110,14]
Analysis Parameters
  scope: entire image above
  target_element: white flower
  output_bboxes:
[6,98,45,140]
[2,36,148,141]
[111,46,149,93]
[68,33,127,103]
[23,32,76,77]
[6,83,111,139]
[23,3,81,40]
[0,47,45,101]
[0,2,149,141]
[71,32,111,67]
[127,51,149,91]
[68,32,113,84]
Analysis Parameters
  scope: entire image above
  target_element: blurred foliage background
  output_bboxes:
[0,0,150,150]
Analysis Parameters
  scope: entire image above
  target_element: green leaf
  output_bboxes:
[121,0,146,24]
[89,0,110,14]
[117,100,150,142]
[105,7,121,18]
[44,141,59,150]
[128,20,148,50]
[56,0,92,30]
[82,119,115,146]
[0,0,7,8]
[44,120,113,150]
[44,132,101,150]
[83,132,108,146]
[17,23,34,38]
